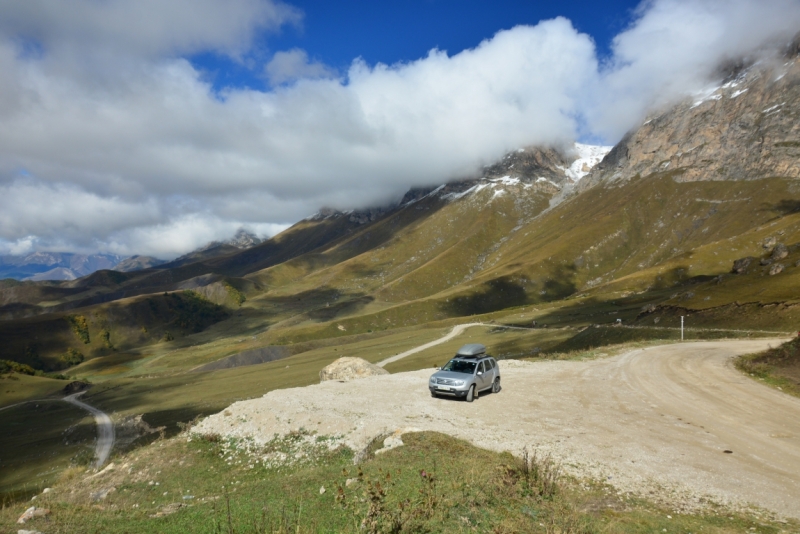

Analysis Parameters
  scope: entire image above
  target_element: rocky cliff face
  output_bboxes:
[313,144,588,226]
[482,145,574,185]
[582,48,800,190]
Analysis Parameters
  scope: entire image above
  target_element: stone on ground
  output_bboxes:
[319,357,389,382]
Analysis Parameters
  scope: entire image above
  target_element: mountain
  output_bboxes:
[112,255,166,273]
[161,229,265,268]
[581,57,800,190]
[2,44,800,372]
[0,252,124,281]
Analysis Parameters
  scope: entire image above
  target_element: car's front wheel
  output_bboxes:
[492,377,501,394]
[430,390,437,398]
[465,384,475,402]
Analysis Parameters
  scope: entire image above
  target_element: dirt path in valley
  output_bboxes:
[194,338,800,519]
[64,392,115,469]
[376,322,487,367]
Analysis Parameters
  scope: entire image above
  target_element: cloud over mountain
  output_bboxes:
[0,0,798,258]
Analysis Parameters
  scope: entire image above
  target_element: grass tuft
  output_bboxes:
[735,336,800,396]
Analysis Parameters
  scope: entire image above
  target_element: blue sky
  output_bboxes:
[194,0,641,93]
[0,0,799,258]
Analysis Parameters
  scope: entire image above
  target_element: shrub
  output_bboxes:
[60,348,85,366]
[223,282,247,306]
[0,359,37,376]
[65,314,91,344]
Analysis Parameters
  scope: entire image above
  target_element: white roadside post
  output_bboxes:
[681,316,684,341]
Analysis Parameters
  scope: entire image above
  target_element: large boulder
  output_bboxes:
[319,357,389,383]
[62,381,90,395]
[771,243,789,261]
[731,256,755,274]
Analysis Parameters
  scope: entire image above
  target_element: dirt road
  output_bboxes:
[376,322,486,367]
[195,339,800,519]
[64,392,115,469]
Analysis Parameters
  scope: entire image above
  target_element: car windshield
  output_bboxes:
[441,359,476,374]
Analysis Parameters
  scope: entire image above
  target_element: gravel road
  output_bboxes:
[376,322,486,367]
[194,339,800,519]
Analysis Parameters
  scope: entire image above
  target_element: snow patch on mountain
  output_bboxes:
[564,143,613,181]
[490,176,521,186]
[536,177,560,187]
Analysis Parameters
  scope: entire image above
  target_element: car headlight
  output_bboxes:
[453,380,465,386]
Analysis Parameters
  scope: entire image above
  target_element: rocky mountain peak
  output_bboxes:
[226,229,263,249]
[309,143,611,226]
[580,51,800,191]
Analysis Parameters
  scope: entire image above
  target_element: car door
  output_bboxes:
[483,359,496,390]
[476,360,490,391]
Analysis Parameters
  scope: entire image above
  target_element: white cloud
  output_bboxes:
[265,48,337,85]
[586,0,800,139]
[103,216,290,258]
[0,0,300,60]
[0,236,37,256]
[0,0,798,258]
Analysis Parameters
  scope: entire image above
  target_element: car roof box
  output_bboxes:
[456,343,486,357]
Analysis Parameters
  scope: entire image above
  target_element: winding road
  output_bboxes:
[196,338,800,519]
[63,392,115,469]
[1,393,115,469]
[376,322,489,367]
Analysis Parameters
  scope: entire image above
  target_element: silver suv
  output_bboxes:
[428,343,500,402]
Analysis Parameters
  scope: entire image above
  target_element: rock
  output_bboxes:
[319,357,389,383]
[18,530,44,534]
[149,502,183,518]
[17,507,49,524]
[376,434,404,454]
[771,243,789,260]
[374,427,420,455]
[319,486,326,495]
[760,258,772,266]
[345,478,357,487]
[62,381,90,395]
[91,487,116,502]
[769,263,784,276]
[763,236,777,249]
[87,462,115,479]
[731,257,754,274]
[41,488,52,494]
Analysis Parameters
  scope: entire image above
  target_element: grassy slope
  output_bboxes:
[0,401,96,499]
[2,431,794,533]
[0,374,70,405]
[0,291,230,370]
[735,336,800,397]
